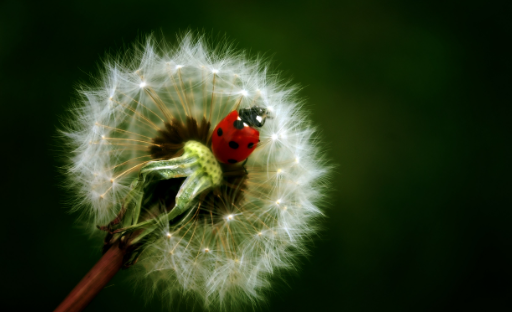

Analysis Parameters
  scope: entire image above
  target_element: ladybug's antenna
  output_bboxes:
[233,95,243,111]
[249,91,261,109]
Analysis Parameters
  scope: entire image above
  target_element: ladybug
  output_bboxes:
[211,107,268,164]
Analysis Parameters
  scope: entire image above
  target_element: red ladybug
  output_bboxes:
[212,107,268,164]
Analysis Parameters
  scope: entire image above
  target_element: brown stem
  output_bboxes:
[54,243,127,312]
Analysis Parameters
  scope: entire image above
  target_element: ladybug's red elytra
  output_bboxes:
[211,107,268,164]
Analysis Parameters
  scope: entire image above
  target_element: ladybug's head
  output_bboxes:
[238,107,268,128]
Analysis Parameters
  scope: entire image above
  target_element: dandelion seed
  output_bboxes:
[60,33,328,311]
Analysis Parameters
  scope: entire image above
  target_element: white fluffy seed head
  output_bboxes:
[62,33,329,310]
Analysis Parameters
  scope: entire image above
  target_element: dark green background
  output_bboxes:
[1,0,510,311]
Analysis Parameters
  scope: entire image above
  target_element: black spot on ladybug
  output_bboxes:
[228,159,237,164]
[217,128,223,136]
[233,120,244,130]
[229,141,239,149]
[248,142,254,149]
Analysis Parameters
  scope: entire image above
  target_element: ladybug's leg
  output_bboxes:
[241,158,248,174]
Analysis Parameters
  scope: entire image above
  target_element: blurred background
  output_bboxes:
[1,0,510,311]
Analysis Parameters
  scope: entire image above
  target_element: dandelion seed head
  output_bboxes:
[62,33,329,310]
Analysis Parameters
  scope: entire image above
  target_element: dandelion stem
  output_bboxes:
[54,243,127,312]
